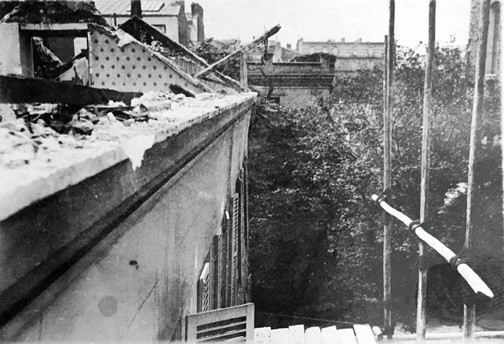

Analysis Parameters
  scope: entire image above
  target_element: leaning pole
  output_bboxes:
[464,0,490,341]
[416,1,436,343]
[383,0,395,339]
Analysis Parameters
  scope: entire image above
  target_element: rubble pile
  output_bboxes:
[0,1,108,26]
[0,91,230,169]
[32,37,64,79]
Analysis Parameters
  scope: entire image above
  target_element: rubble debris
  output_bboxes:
[32,37,63,79]
[131,91,174,112]
[54,50,89,85]
[170,85,195,98]
[0,1,108,26]
[0,104,17,123]
[0,92,253,175]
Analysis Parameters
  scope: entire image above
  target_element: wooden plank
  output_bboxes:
[19,23,88,37]
[353,324,376,344]
[20,23,89,31]
[305,327,322,344]
[321,326,337,344]
[254,327,271,344]
[288,325,305,344]
[334,328,357,344]
[270,328,289,344]
[464,0,491,340]
[371,326,383,341]
[417,1,436,342]
[0,75,141,105]
[195,25,281,79]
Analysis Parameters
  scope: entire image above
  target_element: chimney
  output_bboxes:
[286,43,292,49]
[131,0,142,18]
[341,37,345,42]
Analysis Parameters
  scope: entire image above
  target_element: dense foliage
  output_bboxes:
[248,47,502,330]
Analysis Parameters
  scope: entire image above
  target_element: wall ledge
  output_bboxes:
[0,92,256,221]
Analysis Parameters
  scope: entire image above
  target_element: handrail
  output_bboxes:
[371,194,494,298]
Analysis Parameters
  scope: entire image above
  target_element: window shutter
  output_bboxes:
[199,262,210,312]
[231,193,240,305]
[186,303,254,344]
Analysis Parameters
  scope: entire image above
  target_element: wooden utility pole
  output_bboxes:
[464,0,490,341]
[383,0,395,339]
[417,1,436,342]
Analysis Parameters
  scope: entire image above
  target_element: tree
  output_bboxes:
[248,46,502,329]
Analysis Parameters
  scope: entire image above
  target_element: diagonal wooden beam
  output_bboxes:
[194,25,281,79]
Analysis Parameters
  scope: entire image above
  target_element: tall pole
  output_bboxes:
[383,0,395,339]
[416,1,436,342]
[464,0,490,341]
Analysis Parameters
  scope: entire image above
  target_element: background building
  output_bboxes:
[297,38,385,72]
[187,3,204,44]
[94,0,206,47]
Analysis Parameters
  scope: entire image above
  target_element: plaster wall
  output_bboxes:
[17,117,249,342]
[0,95,255,341]
[0,23,33,77]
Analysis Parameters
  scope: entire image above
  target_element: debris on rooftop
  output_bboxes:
[32,37,63,79]
[0,90,245,171]
[0,1,108,26]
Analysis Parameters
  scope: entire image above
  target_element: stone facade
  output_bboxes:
[297,38,385,72]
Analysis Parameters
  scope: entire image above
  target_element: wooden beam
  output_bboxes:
[464,0,491,340]
[195,25,281,79]
[417,2,436,342]
[0,75,141,105]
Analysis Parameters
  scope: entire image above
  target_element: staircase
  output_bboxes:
[255,324,380,344]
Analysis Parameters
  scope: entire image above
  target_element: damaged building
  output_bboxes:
[247,58,334,107]
[0,1,255,342]
[94,0,205,47]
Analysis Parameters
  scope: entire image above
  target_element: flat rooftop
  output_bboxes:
[0,92,256,221]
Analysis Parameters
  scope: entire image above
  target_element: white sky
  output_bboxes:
[192,0,471,48]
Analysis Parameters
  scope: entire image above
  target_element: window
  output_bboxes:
[197,262,210,312]
[487,1,501,74]
[153,24,166,33]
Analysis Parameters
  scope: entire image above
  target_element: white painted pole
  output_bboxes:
[371,195,494,299]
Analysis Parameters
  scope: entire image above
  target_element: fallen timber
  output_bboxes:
[371,194,494,299]
[194,24,281,79]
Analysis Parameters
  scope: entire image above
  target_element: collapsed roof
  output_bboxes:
[0,1,108,26]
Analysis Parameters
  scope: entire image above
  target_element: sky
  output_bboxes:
[192,0,472,48]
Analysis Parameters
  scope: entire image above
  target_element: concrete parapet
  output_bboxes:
[0,92,256,341]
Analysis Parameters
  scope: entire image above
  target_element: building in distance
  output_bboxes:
[297,37,385,72]
[94,0,205,47]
